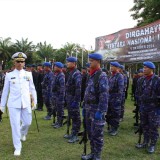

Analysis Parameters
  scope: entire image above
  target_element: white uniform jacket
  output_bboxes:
[0,69,37,112]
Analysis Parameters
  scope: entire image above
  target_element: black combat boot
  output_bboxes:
[63,134,73,139]
[93,152,101,160]
[147,145,155,153]
[109,127,118,136]
[54,122,63,129]
[51,121,58,127]
[68,135,79,143]
[147,141,156,153]
[81,153,94,160]
[135,139,149,149]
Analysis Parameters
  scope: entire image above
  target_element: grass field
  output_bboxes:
[0,95,160,160]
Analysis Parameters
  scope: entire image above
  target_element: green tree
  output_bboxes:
[130,0,160,26]
[52,43,89,69]
[36,41,55,62]
[13,38,36,64]
[0,37,14,69]
[62,42,78,57]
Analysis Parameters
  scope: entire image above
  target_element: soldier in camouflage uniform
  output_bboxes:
[119,65,127,121]
[63,57,82,143]
[82,53,109,160]
[107,62,124,136]
[36,64,45,111]
[81,67,88,103]
[135,61,160,153]
[52,62,65,129]
[42,62,54,120]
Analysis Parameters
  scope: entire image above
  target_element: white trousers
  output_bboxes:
[8,107,32,150]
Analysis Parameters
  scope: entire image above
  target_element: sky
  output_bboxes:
[0,0,137,50]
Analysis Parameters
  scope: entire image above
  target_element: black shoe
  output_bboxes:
[135,143,148,149]
[109,128,118,136]
[81,153,94,160]
[54,123,62,129]
[147,145,155,153]
[93,152,101,160]
[44,115,51,120]
[68,135,79,143]
[51,121,58,127]
[63,134,73,139]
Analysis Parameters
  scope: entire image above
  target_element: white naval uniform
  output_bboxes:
[0,69,37,150]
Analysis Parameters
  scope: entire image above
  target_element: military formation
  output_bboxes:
[0,51,160,159]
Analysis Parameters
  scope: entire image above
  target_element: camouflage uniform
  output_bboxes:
[52,71,65,126]
[120,73,128,120]
[37,68,45,110]
[136,74,160,148]
[65,68,81,137]
[83,70,108,158]
[107,72,124,134]
[42,70,53,117]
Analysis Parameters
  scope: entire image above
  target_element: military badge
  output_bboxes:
[18,53,23,58]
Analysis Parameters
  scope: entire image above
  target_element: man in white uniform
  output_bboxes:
[0,52,37,156]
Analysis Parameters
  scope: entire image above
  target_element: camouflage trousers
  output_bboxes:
[85,109,105,153]
[107,100,121,129]
[140,109,160,145]
[56,103,64,124]
[120,92,126,119]
[67,105,81,135]
[43,97,53,116]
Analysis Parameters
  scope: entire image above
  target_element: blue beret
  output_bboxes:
[143,61,155,69]
[37,64,43,66]
[110,62,120,68]
[119,65,124,70]
[85,63,90,68]
[43,62,51,67]
[89,53,103,60]
[66,57,77,62]
[54,62,64,68]
[138,68,143,73]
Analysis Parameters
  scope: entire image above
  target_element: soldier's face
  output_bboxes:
[89,58,99,69]
[44,66,50,71]
[14,60,25,70]
[54,66,60,72]
[37,66,42,70]
[143,66,153,76]
[67,62,76,69]
[110,65,117,72]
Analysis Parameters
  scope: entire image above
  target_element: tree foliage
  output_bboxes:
[13,38,36,64]
[36,41,55,62]
[0,37,91,70]
[130,0,160,26]
[0,37,14,69]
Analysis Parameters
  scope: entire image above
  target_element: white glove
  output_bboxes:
[31,102,37,111]
[0,106,5,113]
